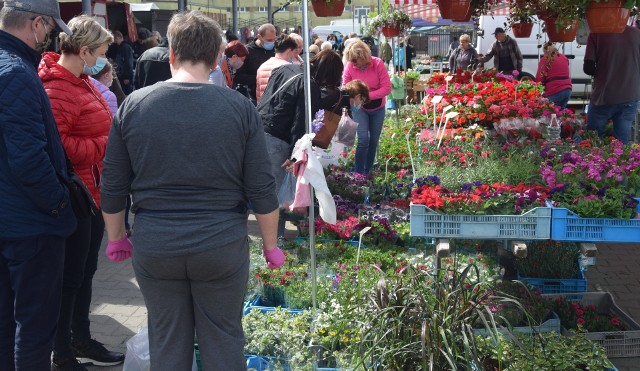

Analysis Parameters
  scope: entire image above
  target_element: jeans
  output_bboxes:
[0,236,65,371]
[264,132,290,238]
[587,100,639,144]
[53,213,105,358]
[546,88,572,110]
[133,237,249,371]
[352,106,386,174]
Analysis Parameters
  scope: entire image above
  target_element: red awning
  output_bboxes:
[393,0,511,19]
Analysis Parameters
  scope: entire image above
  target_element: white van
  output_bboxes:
[476,15,590,98]
[312,19,366,41]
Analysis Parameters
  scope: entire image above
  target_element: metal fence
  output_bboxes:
[410,30,472,59]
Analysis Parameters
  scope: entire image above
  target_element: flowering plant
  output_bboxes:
[411,176,549,215]
[552,297,626,333]
[364,9,413,36]
[541,138,640,218]
[325,168,371,203]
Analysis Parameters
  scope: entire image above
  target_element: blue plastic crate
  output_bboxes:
[243,295,305,316]
[409,204,551,239]
[245,355,290,371]
[548,201,640,242]
[517,261,587,295]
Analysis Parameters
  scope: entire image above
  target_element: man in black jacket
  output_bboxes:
[135,37,171,89]
[110,31,134,94]
[0,1,77,369]
[233,23,276,103]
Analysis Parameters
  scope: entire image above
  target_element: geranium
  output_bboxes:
[552,296,626,333]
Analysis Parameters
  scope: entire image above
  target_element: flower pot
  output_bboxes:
[511,22,534,38]
[382,25,400,37]
[311,0,346,17]
[544,18,579,43]
[437,0,472,20]
[452,4,473,22]
[586,0,630,33]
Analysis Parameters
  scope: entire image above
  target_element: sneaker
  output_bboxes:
[51,357,88,371]
[71,339,124,366]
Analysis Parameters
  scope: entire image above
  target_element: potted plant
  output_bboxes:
[437,0,473,20]
[536,0,585,42]
[585,0,639,33]
[364,9,413,37]
[310,0,349,17]
[506,0,536,38]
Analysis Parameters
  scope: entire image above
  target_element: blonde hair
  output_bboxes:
[543,42,558,56]
[343,40,371,64]
[60,15,113,54]
[167,11,222,66]
[320,41,332,51]
[459,34,471,43]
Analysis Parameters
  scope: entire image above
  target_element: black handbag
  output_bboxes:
[363,98,383,109]
[58,154,98,219]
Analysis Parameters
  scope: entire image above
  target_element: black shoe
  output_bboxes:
[51,357,88,371]
[71,338,125,367]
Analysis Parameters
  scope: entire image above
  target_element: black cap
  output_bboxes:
[493,27,506,35]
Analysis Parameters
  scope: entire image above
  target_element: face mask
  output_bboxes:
[33,20,51,52]
[218,55,224,66]
[358,65,367,72]
[262,41,275,50]
[329,40,336,46]
[351,104,361,112]
[83,56,108,76]
[288,57,294,63]
[230,59,244,70]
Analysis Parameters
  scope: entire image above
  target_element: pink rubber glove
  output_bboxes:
[262,246,285,269]
[106,236,133,262]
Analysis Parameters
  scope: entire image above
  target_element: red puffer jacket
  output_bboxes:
[39,52,112,209]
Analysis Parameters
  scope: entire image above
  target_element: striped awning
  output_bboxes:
[393,0,511,19]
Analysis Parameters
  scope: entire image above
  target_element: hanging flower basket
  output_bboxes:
[585,0,630,33]
[511,22,534,38]
[452,4,473,22]
[544,18,579,42]
[437,0,472,20]
[311,0,346,17]
[382,25,400,37]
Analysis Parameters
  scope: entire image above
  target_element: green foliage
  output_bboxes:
[514,240,581,279]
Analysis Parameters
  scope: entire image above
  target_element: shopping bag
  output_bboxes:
[123,327,198,371]
[277,172,296,209]
[335,109,358,147]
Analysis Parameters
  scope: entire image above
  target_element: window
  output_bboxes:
[353,6,370,18]
[258,7,267,13]
[293,6,302,12]
[238,7,247,13]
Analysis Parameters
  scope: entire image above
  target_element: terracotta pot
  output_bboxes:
[511,22,534,38]
[382,25,400,37]
[311,0,346,17]
[545,18,579,42]
[452,3,473,22]
[437,0,472,20]
[586,0,629,33]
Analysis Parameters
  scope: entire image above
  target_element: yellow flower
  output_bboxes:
[329,331,337,336]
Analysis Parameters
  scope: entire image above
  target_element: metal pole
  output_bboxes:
[81,0,91,16]
[268,0,273,24]
[300,0,318,311]
[232,0,238,34]
[178,0,186,11]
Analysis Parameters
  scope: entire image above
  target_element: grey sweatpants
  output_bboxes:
[132,237,249,371]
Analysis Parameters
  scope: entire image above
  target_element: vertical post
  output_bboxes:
[178,0,187,11]
[81,0,92,16]
[232,0,238,34]
[268,0,273,24]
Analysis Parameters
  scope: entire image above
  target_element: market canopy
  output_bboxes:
[393,0,511,21]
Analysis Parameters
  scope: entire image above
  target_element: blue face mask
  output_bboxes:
[83,56,108,76]
[351,104,361,112]
[262,41,275,50]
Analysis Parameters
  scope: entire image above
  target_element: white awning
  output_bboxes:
[129,3,159,12]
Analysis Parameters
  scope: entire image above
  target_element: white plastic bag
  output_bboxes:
[277,172,296,209]
[335,109,358,147]
[123,327,198,371]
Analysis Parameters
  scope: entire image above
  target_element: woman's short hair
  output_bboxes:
[225,40,249,58]
[59,15,113,55]
[310,49,343,88]
[274,34,298,53]
[320,41,333,51]
[344,79,370,103]
[459,34,471,43]
[167,11,223,66]
[343,40,371,64]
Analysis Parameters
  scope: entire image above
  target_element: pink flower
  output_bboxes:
[577,318,586,326]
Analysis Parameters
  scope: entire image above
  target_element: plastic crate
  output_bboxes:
[517,260,587,295]
[545,292,640,358]
[243,294,305,316]
[473,311,561,337]
[245,355,290,371]
[409,204,551,239]
[548,200,640,242]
